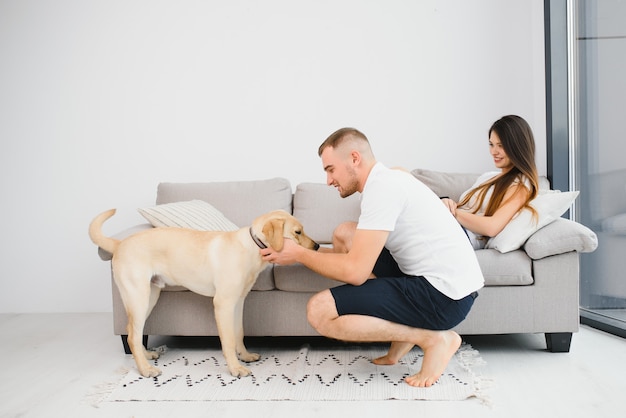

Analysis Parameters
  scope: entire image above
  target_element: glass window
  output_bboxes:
[574,0,626,336]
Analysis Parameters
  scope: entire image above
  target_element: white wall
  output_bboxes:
[0,0,546,313]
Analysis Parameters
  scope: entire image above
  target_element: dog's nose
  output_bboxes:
[313,242,320,251]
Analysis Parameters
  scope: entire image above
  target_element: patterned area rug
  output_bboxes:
[94,342,489,403]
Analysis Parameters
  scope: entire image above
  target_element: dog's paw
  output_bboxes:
[139,365,162,378]
[239,351,261,363]
[229,364,252,377]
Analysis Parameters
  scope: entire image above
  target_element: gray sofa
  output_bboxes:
[98,170,599,354]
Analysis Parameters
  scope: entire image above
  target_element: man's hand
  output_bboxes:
[260,238,301,265]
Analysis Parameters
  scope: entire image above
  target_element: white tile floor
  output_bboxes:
[1,313,625,418]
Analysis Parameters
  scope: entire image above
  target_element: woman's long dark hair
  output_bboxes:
[458,115,539,218]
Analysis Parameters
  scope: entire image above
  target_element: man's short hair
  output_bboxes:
[318,127,369,157]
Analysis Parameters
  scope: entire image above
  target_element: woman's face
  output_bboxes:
[489,131,513,171]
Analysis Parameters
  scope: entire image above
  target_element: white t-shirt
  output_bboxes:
[357,163,484,300]
[459,171,501,214]
[458,171,499,249]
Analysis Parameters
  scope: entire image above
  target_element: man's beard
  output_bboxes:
[338,168,359,198]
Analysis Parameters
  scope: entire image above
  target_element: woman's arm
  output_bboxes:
[454,184,530,237]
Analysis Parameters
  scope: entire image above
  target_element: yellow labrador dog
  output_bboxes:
[89,208,318,378]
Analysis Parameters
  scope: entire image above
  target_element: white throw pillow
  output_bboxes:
[138,200,239,231]
[485,190,580,253]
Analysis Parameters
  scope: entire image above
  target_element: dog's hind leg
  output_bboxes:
[116,276,163,378]
[140,283,163,359]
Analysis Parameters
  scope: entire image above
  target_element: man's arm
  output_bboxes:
[261,229,389,286]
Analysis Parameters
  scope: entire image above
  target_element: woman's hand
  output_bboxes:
[455,183,531,237]
[440,198,458,216]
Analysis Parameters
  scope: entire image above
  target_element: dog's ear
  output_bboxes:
[263,218,286,251]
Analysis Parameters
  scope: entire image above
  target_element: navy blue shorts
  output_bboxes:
[330,248,476,330]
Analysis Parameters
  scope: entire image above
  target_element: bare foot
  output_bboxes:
[405,330,461,387]
[373,341,414,365]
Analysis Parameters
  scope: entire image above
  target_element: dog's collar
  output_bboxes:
[249,227,267,249]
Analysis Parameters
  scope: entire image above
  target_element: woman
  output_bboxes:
[441,114,540,249]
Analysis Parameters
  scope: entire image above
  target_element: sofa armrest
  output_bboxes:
[523,218,598,260]
[97,223,154,261]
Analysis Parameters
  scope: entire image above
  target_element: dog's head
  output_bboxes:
[253,210,319,252]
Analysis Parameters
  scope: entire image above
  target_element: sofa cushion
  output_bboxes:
[524,218,598,259]
[486,190,579,253]
[293,183,361,244]
[138,200,239,231]
[156,178,292,228]
[273,264,344,292]
[475,249,533,285]
[411,168,551,201]
[411,169,479,201]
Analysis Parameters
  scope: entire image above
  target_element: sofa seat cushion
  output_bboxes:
[273,249,532,292]
[475,249,533,285]
[251,265,275,290]
[160,264,275,292]
[273,264,343,292]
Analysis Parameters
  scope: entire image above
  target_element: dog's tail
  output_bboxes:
[88,209,120,255]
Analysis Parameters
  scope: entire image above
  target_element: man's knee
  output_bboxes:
[332,221,357,253]
[307,290,336,334]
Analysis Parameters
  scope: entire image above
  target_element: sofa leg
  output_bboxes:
[545,332,572,352]
[121,335,149,354]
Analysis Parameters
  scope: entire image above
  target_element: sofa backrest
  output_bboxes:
[411,168,551,201]
[293,168,553,244]
[411,169,481,201]
[293,183,360,244]
[156,178,293,227]
[152,169,553,241]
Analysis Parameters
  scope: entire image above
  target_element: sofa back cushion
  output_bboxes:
[411,168,551,201]
[293,183,361,244]
[156,178,293,227]
[411,169,480,201]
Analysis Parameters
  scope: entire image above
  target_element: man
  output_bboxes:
[260,127,484,387]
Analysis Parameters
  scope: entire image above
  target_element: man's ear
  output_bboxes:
[262,218,286,251]
[350,150,361,166]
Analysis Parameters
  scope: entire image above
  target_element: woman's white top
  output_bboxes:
[459,171,530,249]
